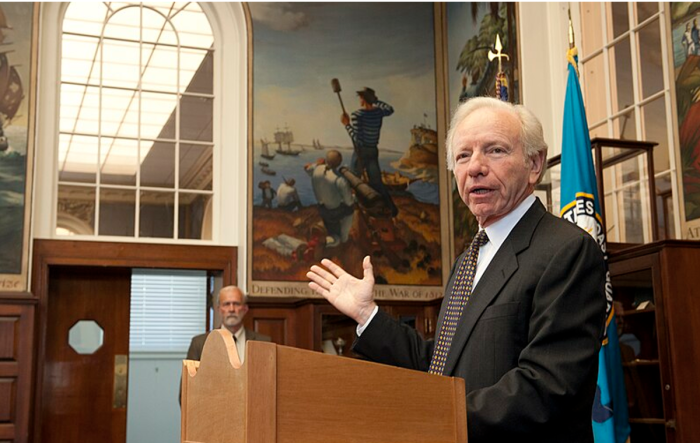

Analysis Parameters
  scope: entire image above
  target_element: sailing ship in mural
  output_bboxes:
[0,3,33,282]
[274,126,300,156]
[0,10,24,153]
[260,138,275,160]
[311,138,324,150]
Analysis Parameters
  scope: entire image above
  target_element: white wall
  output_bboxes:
[519,2,582,160]
[126,354,185,443]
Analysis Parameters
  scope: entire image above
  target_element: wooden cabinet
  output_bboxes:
[246,298,441,358]
[0,299,35,443]
[609,240,700,443]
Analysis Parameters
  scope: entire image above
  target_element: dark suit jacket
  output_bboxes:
[354,199,607,443]
[186,328,272,361]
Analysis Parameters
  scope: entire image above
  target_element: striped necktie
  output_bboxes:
[429,230,489,375]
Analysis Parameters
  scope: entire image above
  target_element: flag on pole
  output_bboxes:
[560,46,631,443]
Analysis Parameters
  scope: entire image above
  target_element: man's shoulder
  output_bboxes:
[246,328,272,342]
[539,210,594,237]
[190,332,210,346]
[532,211,603,258]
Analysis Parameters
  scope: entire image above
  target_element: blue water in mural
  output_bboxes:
[251,143,439,207]
[0,153,27,274]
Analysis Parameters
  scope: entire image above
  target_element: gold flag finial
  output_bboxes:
[568,8,575,49]
[488,34,509,73]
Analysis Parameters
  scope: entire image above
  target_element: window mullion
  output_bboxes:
[135,4,144,239]
[627,3,651,241]
[174,33,181,240]
[601,4,614,138]
[96,28,105,236]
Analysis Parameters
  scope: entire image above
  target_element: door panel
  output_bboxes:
[41,266,130,443]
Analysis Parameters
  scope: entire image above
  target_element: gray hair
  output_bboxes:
[445,97,548,184]
[214,285,247,306]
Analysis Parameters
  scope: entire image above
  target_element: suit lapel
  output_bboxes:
[442,199,546,376]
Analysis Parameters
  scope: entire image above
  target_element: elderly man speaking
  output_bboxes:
[307,97,606,443]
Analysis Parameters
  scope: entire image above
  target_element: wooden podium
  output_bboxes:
[181,330,467,443]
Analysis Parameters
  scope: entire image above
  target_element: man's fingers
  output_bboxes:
[308,281,330,299]
[307,270,333,291]
[321,258,347,278]
[309,265,338,284]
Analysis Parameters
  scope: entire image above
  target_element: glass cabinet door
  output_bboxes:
[611,267,667,443]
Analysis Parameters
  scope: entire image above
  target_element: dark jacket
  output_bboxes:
[354,199,606,443]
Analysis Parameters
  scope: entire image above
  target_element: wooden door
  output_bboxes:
[40,266,131,443]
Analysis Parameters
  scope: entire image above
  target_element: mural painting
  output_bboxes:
[0,4,36,292]
[247,3,445,300]
[671,3,700,222]
[446,2,519,255]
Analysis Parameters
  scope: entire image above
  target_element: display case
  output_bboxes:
[537,137,661,243]
[610,266,668,442]
[609,240,700,443]
[315,300,440,358]
[246,298,441,359]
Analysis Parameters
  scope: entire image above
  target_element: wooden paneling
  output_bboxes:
[0,301,34,443]
[32,240,238,286]
[253,318,288,344]
[659,245,700,443]
[246,297,443,356]
[0,318,18,360]
[0,423,16,440]
[247,306,295,346]
[0,378,16,422]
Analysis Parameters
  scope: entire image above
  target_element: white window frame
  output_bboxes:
[34,3,248,255]
[578,2,681,242]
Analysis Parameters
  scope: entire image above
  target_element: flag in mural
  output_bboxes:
[488,34,509,101]
[560,46,631,443]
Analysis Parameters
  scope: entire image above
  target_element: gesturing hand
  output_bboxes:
[307,256,377,325]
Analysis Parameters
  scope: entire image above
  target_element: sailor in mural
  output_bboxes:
[341,87,399,218]
[305,150,355,248]
[258,181,276,209]
[683,22,696,56]
[276,178,302,212]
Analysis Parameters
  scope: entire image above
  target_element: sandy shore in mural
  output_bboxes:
[252,194,442,286]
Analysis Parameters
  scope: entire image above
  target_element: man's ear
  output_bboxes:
[529,151,546,184]
[531,151,545,174]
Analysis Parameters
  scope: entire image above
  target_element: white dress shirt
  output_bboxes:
[222,325,247,362]
[358,194,537,335]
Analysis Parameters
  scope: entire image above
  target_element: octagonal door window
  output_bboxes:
[68,320,104,355]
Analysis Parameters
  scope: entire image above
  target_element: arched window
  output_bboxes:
[57,2,214,239]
